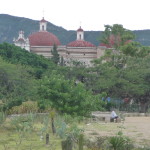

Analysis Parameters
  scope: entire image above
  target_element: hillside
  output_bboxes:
[0,14,150,46]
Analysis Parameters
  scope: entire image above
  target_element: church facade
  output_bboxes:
[13,18,106,66]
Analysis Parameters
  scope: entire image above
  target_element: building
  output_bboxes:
[13,31,30,51]
[14,18,106,66]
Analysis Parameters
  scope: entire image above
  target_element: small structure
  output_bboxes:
[13,31,30,51]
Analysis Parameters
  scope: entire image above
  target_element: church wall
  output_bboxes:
[97,46,106,58]
[29,45,106,65]
[30,46,52,58]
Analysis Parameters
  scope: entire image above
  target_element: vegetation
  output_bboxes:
[51,44,60,65]
[0,14,101,46]
[0,42,104,115]
[0,112,149,149]
[1,14,150,46]
[38,73,104,116]
[100,24,135,49]
[0,22,150,149]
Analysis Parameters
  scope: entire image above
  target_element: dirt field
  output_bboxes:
[83,117,150,148]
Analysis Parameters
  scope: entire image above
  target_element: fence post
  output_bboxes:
[46,133,49,145]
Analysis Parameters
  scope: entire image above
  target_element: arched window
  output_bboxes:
[42,25,44,31]
[79,34,81,40]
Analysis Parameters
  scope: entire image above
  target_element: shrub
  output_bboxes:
[10,113,36,132]
[8,101,38,114]
[108,133,134,150]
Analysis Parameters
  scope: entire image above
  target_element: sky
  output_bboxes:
[0,0,150,31]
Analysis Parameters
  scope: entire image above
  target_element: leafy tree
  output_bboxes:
[38,72,104,116]
[0,57,37,111]
[120,41,150,57]
[87,53,150,107]
[100,24,135,49]
[51,44,60,65]
[0,43,57,79]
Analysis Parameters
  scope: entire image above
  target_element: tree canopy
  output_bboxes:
[100,24,135,49]
[0,24,150,115]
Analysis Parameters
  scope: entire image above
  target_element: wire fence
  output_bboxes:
[107,98,150,113]
[117,104,150,113]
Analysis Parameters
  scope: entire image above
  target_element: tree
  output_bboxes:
[51,44,60,65]
[100,24,135,50]
[38,72,104,116]
[0,43,57,79]
[86,53,150,107]
[120,41,150,57]
[0,57,36,111]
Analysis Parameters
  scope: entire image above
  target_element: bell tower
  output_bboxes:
[77,26,84,40]
[40,17,47,31]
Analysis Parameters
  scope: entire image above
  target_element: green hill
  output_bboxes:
[0,14,150,46]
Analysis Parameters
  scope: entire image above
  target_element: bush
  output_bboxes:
[108,133,134,150]
[8,101,38,114]
[10,113,36,131]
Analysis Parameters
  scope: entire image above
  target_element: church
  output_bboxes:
[13,18,106,66]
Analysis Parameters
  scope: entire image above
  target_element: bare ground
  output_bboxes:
[83,117,150,147]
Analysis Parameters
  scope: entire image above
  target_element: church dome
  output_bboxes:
[67,40,95,47]
[29,31,61,46]
[40,17,47,23]
[77,26,83,32]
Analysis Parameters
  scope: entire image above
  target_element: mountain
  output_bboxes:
[0,14,150,46]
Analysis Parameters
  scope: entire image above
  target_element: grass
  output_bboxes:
[0,116,62,150]
[0,128,61,150]
[0,114,150,149]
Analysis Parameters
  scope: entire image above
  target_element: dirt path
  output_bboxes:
[123,117,150,146]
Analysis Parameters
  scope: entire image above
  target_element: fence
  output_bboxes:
[108,99,150,113]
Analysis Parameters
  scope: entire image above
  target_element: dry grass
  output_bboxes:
[82,117,150,147]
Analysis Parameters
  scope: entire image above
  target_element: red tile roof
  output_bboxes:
[29,31,61,46]
[77,26,84,32]
[67,40,95,47]
[40,17,47,23]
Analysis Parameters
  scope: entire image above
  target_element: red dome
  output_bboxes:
[77,26,83,32]
[67,40,95,47]
[40,17,47,23]
[29,31,61,46]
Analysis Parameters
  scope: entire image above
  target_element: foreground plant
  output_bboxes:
[108,131,134,150]
[0,111,6,126]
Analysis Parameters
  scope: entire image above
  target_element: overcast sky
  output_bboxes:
[0,0,150,31]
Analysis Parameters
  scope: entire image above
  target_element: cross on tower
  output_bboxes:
[42,9,45,18]
[80,21,82,27]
